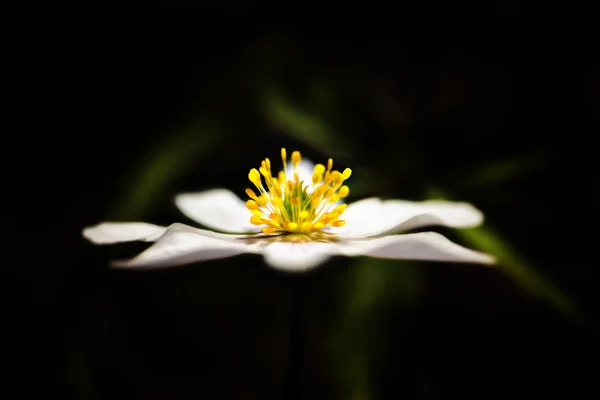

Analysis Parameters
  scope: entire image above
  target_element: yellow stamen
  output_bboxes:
[246,188,258,200]
[291,151,301,167]
[342,168,352,180]
[256,195,268,207]
[327,194,339,204]
[333,204,347,214]
[338,186,350,198]
[248,168,261,187]
[244,149,353,234]
[259,166,269,178]
[267,220,281,229]
[281,148,288,177]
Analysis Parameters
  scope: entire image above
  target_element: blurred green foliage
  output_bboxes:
[111,75,585,399]
[110,118,228,220]
[111,90,585,398]
[84,14,597,398]
[12,3,598,399]
[428,188,576,316]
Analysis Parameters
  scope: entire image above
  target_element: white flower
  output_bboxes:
[82,149,495,272]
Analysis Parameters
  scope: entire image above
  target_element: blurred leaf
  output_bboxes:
[109,118,227,220]
[346,259,419,315]
[263,91,337,149]
[428,187,578,317]
[261,88,375,199]
[460,150,553,187]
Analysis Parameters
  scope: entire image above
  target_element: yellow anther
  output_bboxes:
[278,170,286,183]
[319,214,333,223]
[312,165,325,184]
[256,195,268,207]
[299,210,309,220]
[246,200,259,210]
[342,168,352,180]
[269,213,280,220]
[312,171,323,185]
[281,148,287,164]
[259,166,270,178]
[262,227,276,234]
[327,158,333,171]
[251,210,263,217]
[245,188,258,200]
[286,222,298,231]
[338,185,350,198]
[313,221,325,230]
[248,168,261,186]
[267,220,281,229]
[265,158,271,170]
[291,196,301,205]
[332,220,345,227]
[291,151,301,167]
[301,222,312,231]
[250,216,264,225]
[313,185,327,198]
[312,164,325,184]
[334,203,347,214]
[330,170,342,183]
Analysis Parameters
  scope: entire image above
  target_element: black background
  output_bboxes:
[5,3,599,399]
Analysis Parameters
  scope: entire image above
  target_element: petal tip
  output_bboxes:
[435,201,485,228]
[81,224,112,245]
[479,253,498,266]
[109,259,130,268]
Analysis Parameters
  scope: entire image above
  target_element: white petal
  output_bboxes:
[175,189,260,233]
[82,222,167,244]
[334,198,484,238]
[340,232,495,264]
[261,240,338,272]
[111,223,253,269]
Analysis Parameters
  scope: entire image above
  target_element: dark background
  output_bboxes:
[5,3,599,399]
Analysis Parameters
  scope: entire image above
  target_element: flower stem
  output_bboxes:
[286,276,304,400]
